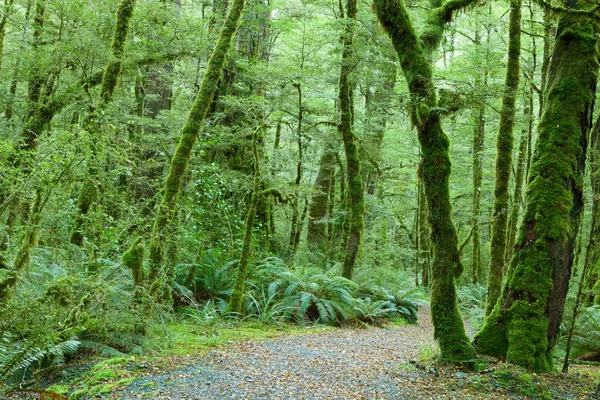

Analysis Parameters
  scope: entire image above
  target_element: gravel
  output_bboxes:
[109,314,435,399]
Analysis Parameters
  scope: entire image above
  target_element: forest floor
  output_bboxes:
[28,307,600,399]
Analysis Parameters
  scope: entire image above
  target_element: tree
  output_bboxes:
[373,0,476,361]
[484,0,521,316]
[338,0,364,280]
[475,2,600,371]
[146,0,247,301]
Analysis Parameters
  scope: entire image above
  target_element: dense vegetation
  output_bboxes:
[0,0,599,396]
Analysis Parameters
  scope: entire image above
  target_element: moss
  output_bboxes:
[100,0,136,102]
[70,180,98,246]
[476,6,599,371]
[485,0,521,316]
[0,269,16,303]
[374,0,474,361]
[307,150,335,253]
[123,237,146,286]
[228,127,261,314]
[339,0,364,280]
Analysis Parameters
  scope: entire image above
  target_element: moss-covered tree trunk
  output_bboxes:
[584,114,600,303]
[147,0,246,296]
[417,177,431,287]
[228,127,261,314]
[338,0,364,280]
[0,0,14,70]
[475,5,599,371]
[288,83,304,258]
[308,149,335,254]
[505,100,531,263]
[484,0,521,317]
[70,0,137,246]
[471,80,485,285]
[374,0,475,361]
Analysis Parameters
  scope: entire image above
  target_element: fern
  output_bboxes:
[560,305,600,359]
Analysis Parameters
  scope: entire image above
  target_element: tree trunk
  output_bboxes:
[475,5,599,371]
[471,66,486,284]
[228,127,262,314]
[147,0,246,299]
[484,0,521,317]
[374,0,476,361]
[288,83,304,258]
[339,0,364,280]
[0,0,14,70]
[70,0,137,246]
[307,149,335,253]
[505,98,531,264]
[584,114,600,303]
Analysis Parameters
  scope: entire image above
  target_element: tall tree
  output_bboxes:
[475,2,599,371]
[70,0,138,246]
[484,0,522,316]
[146,0,247,299]
[338,0,364,280]
[373,0,476,361]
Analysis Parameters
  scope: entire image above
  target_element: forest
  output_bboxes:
[0,0,599,398]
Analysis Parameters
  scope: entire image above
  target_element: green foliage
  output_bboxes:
[456,283,487,329]
[559,306,600,360]
[177,248,237,302]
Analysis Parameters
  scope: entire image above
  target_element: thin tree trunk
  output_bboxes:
[147,0,246,298]
[228,126,261,314]
[484,0,521,317]
[288,83,304,257]
[475,4,599,371]
[339,0,364,280]
[0,0,14,70]
[308,149,335,253]
[505,97,531,263]
[70,0,137,246]
[471,63,486,284]
[583,114,600,303]
[418,178,430,287]
[374,0,476,361]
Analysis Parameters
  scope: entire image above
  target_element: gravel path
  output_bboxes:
[106,309,596,399]
[112,311,437,399]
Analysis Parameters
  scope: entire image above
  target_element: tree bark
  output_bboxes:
[0,0,14,71]
[228,127,261,314]
[374,0,476,361]
[583,113,600,303]
[484,0,521,317]
[308,149,335,254]
[475,4,599,371]
[339,0,364,280]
